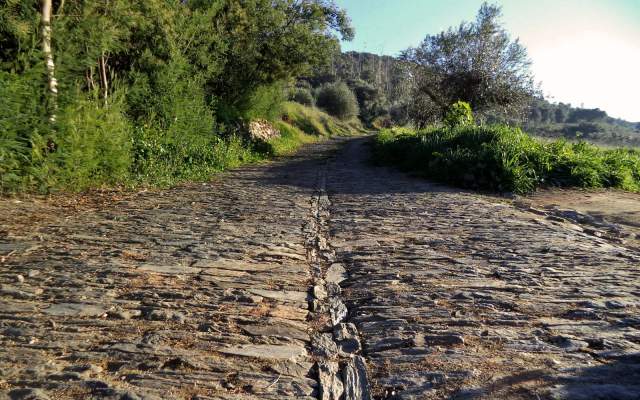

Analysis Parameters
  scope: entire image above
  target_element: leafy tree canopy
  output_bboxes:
[401,2,538,126]
[0,0,354,192]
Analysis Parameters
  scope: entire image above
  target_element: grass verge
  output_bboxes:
[374,125,640,194]
[262,102,365,156]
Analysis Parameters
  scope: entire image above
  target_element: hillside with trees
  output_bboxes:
[290,2,640,148]
[293,51,411,126]
[521,99,640,147]
[298,47,640,149]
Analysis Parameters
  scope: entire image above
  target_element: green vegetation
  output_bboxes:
[0,0,353,194]
[315,82,360,120]
[307,44,639,148]
[365,2,639,195]
[374,125,640,194]
[302,4,638,149]
[303,3,538,129]
[3,0,637,196]
[518,100,640,148]
[264,102,364,156]
[302,51,411,127]
[289,88,315,108]
[400,3,537,126]
[444,101,474,128]
[281,102,363,137]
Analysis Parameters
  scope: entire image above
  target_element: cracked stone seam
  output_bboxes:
[307,160,371,400]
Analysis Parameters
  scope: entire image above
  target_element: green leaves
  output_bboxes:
[316,82,359,120]
[0,0,354,193]
[374,125,640,194]
[213,0,353,120]
[444,101,474,128]
[402,2,538,126]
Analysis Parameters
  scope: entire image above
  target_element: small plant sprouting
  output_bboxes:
[444,101,475,128]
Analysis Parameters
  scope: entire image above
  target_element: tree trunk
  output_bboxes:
[41,0,57,122]
[99,52,108,101]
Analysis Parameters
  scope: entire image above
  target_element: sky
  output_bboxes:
[334,0,640,122]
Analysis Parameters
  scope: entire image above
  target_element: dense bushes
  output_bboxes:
[0,0,354,194]
[304,51,413,128]
[444,101,474,128]
[289,88,315,107]
[0,68,48,190]
[374,125,640,194]
[316,82,359,120]
[52,96,133,189]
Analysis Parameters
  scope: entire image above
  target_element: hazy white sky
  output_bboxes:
[336,0,640,122]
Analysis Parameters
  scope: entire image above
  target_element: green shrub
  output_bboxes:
[241,82,286,122]
[48,95,133,190]
[374,125,640,194]
[128,58,223,183]
[316,82,359,120]
[280,102,365,137]
[216,82,287,124]
[0,69,133,193]
[290,88,315,107]
[444,101,474,128]
[0,68,48,192]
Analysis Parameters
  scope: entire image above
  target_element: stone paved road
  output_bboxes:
[328,138,640,400]
[1,137,639,400]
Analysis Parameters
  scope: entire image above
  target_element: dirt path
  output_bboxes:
[517,189,640,250]
[1,137,639,400]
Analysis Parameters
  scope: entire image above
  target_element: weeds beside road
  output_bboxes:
[374,125,640,194]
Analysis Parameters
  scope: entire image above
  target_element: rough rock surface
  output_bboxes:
[328,138,640,399]
[1,137,639,400]
[247,119,280,142]
[0,144,333,400]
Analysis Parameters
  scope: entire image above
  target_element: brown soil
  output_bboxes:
[526,188,640,229]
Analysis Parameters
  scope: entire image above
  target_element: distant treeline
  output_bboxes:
[298,51,412,127]
[521,100,640,147]
[298,49,640,147]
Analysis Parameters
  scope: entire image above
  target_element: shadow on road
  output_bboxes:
[244,136,461,196]
[452,353,640,400]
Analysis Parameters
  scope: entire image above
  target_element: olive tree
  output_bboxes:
[402,2,538,126]
[316,82,359,120]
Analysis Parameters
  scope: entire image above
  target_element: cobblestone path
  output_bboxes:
[329,138,640,399]
[1,137,639,400]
